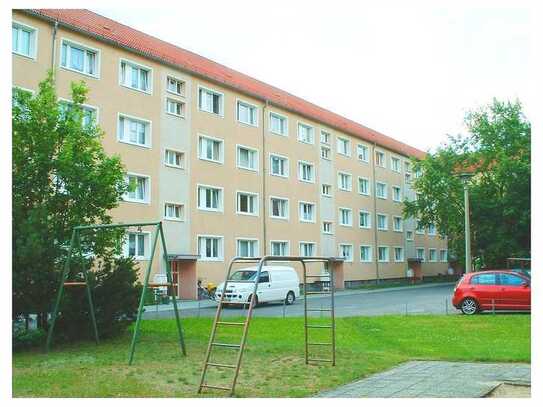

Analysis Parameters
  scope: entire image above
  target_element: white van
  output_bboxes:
[215,266,300,306]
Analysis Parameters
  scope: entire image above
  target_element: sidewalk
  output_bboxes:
[143,282,455,313]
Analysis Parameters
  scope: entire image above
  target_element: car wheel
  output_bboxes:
[460,297,479,315]
[285,291,295,305]
[248,294,259,307]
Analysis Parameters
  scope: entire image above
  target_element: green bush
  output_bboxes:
[13,328,46,351]
[54,257,141,342]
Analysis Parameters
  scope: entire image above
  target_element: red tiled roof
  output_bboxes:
[26,8,426,159]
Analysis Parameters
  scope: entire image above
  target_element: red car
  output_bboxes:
[452,270,531,314]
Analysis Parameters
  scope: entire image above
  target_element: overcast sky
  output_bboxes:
[94,1,531,152]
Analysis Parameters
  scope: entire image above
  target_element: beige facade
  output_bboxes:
[12,10,448,298]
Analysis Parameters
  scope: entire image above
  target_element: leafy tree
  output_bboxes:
[12,71,132,329]
[404,99,530,269]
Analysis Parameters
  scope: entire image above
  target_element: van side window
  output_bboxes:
[470,274,496,285]
[499,273,526,286]
[258,272,269,283]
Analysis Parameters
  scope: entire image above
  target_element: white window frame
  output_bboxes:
[117,113,152,148]
[236,144,259,172]
[322,221,333,235]
[378,246,390,263]
[119,58,153,94]
[428,248,438,262]
[416,247,426,262]
[338,243,354,262]
[197,85,224,117]
[198,134,224,164]
[394,246,405,262]
[321,184,332,197]
[164,148,185,169]
[269,111,288,136]
[197,235,224,261]
[440,249,448,263]
[297,121,314,144]
[375,150,386,168]
[124,172,151,204]
[377,213,388,231]
[392,185,402,202]
[416,221,425,235]
[360,245,373,263]
[359,210,371,229]
[339,207,353,227]
[236,190,259,216]
[197,184,224,212]
[391,156,402,173]
[165,97,186,118]
[336,136,351,157]
[236,99,259,127]
[269,153,289,178]
[337,171,353,192]
[164,201,185,222]
[320,130,331,145]
[236,238,260,257]
[298,201,316,223]
[12,20,38,60]
[358,177,370,196]
[357,143,369,163]
[269,196,289,220]
[320,145,331,160]
[124,231,150,260]
[60,38,101,78]
[299,241,317,257]
[406,231,414,241]
[58,98,99,127]
[298,160,315,183]
[376,181,388,199]
[166,75,185,97]
[270,240,290,256]
[393,216,403,232]
[428,223,437,236]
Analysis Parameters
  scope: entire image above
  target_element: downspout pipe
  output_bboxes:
[51,20,59,74]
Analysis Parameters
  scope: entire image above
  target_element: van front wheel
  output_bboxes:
[285,291,295,305]
[248,294,259,307]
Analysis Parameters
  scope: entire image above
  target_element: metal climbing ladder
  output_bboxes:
[198,256,338,396]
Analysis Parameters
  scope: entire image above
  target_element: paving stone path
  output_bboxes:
[316,361,531,398]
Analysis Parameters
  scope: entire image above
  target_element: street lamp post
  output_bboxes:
[459,173,473,273]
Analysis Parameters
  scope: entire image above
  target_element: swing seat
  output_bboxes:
[63,281,87,286]
[148,283,178,288]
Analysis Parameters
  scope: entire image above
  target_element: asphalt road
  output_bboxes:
[143,283,460,319]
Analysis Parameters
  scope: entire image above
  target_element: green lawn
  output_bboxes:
[13,314,530,397]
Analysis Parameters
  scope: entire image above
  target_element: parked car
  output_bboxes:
[452,270,531,314]
[215,266,300,306]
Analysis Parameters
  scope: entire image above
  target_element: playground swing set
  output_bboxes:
[46,222,339,396]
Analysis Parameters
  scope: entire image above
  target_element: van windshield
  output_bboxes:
[230,270,258,281]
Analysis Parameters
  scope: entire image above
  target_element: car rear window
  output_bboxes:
[470,273,496,285]
[499,273,526,286]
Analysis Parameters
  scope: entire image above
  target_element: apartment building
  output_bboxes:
[12,9,448,299]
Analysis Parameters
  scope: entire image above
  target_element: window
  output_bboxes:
[299,242,316,257]
[391,157,401,172]
[237,146,258,171]
[298,161,315,183]
[358,177,370,195]
[440,249,448,262]
[237,239,259,257]
[470,274,496,285]
[298,123,314,144]
[360,245,372,262]
[428,223,437,235]
[339,208,353,227]
[299,202,316,223]
[415,167,423,179]
[197,185,223,211]
[357,144,369,162]
[499,273,526,286]
[338,172,352,191]
[198,86,223,115]
[164,149,185,169]
[323,221,333,234]
[376,182,387,199]
[404,161,411,174]
[120,59,151,92]
[339,244,353,262]
[375,151,386,167]
[392,186,402,202]
[61,39,99,77]
[378,246,389,262]
[321,184,332,197]
[237,100,258,126]
[337,137,351,156]
[377,214,388,231]
[125,232,147,259]
[166,98,185,117]
[198,236,223,261]
[393,216,403,232]
[271,241,289,256]
[428,248,437,262]
[405,173,412,184]
[394,247,404,262]
[58,100,97,128]
[237,192,258,215]
[270,197,289,219]
[320,146,331,160]
[198,135,223,163]
[164,203,184,221]
[12,21,37,58]
[270,154,288,177]
[125,174,150,203]
[167,76,185,96]
[359,211,371,229]
[118,114,151,147]
[269,112,287,136]
[406,231,414,241]
[320,130,331,144]
[416,221,425,234]
[416,247,425,261]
